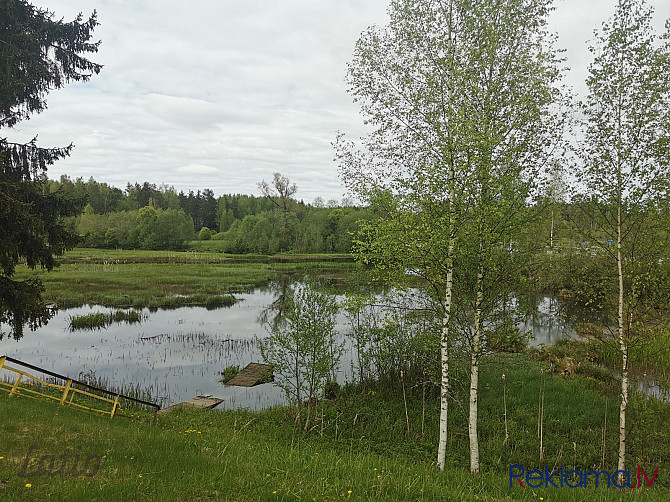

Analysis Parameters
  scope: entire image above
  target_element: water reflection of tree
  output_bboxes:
[257,274,385,329]
[257,276,295,329]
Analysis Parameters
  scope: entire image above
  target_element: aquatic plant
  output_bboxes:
[68,309,146,331]
[218,365,240,384]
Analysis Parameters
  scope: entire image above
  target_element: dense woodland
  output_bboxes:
[46,175,375,253]
[44,173,666,258]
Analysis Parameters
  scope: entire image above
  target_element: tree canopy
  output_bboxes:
[0,0,101,339]
[338,0,565,471]
[574,0,670,478]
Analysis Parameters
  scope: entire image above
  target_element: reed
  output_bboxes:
[68,309,146,331]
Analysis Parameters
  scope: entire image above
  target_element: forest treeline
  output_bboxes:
[46,175,375,253]
[46,173,612,256]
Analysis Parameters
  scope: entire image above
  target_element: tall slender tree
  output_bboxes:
[576,0,670,479]
[337,0,565,472]
[258,173,297,251]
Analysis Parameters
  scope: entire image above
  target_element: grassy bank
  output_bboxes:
[12,248,358,309]
[1,353,668,501]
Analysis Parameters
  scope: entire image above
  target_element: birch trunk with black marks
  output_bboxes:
[616,184,628,479]
[469,263,484,474]
[437,228,455,470]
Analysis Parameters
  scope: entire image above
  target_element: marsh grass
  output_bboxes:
[68,312,107,330]
[1,353,667,501]
[531,336,670,397]
[75,370,160,409]
[68,310,145,331]
[15,248,359,310]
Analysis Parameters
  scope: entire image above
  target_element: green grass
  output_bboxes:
[530,336,670,397]
[68,312,108,330]
[13,248,359,309]
[1,353,668,501]
[217,365,240,384]
[68,309,145,330]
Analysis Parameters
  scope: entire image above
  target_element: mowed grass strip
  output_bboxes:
[1,354,668,501]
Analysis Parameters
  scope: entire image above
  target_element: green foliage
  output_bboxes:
[77,208,194,250]
[48,174,375,254]
[0,1,101,129]
[338,0,566,308]
[0,0,101,340]
[260,283,341,426]
[338,0,568,472]
[486,317,530,354]
[218,364,240,384]
[211,206,374,254]
[342,290,441,396]
[197,226,212,240]
[572,3,670,472]
[574,0,670,323]
[49,175,125,214]
[203,295,236,310]
[258,172,298,251]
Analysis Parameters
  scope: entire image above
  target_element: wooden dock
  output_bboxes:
[225,363,273,387]
[157,395,224,414]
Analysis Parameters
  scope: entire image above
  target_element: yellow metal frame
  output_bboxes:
[0,355,159,423]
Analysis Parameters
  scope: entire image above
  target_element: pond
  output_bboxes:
[0,282,578,410]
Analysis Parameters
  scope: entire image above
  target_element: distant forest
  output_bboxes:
[46,175,375,253]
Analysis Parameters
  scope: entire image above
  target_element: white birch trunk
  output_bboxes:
[437,248,454,470]
[437,0,455,472]
[469,265,483,474]
[616,200,628,479]
[615,94,628,481]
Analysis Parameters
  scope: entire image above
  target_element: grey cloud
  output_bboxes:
[16,0,670,202]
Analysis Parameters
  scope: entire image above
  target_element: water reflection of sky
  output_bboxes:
[1,286,577,410]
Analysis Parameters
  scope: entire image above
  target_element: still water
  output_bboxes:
[0,284,576,410]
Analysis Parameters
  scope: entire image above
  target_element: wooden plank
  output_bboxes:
[157,395,224,414]
[225,363,273,387]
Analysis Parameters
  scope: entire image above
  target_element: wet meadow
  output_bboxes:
[1,248,669,500]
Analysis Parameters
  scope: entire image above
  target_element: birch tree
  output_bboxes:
[258,173,298,251]
[576,0,670,478]
[337,0,565,472]
[260,283,341,432]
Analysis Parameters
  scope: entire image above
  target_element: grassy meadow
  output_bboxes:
[3,247,669,500]
[1,353,668,501]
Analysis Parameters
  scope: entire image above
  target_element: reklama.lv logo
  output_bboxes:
[510,465,659,489]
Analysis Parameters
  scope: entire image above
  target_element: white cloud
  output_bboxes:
[176,164,221,175]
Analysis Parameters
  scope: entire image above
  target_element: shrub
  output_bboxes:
[198,227,212,240]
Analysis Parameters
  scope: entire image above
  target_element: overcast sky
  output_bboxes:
[11,0,670,203]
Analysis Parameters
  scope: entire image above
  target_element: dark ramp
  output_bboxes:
[225,363,273,387]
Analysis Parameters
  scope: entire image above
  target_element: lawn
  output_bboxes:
[1,353,668,501]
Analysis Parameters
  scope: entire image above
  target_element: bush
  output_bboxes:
[486,319,530,353]
[198,227,212,240]
[260,283,341,430]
